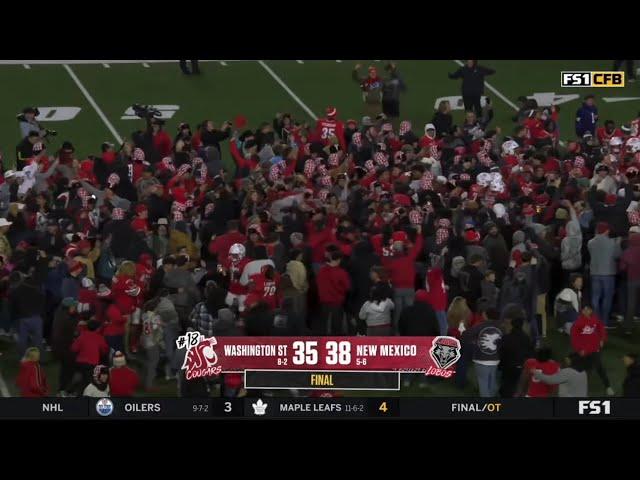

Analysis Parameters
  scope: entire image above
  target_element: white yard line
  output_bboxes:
[102,63,110,68]
[336,60,342,63]
[258,60,318,120]
[142,63,150,68]
[296,60,304,64]
[63,64,123,144]
[453,60,518,111]
[0,368,10,397]
[219,61,227,66]
[23,64,30,69]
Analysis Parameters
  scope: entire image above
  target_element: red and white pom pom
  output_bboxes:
[320,175,332,187]
[328,153,340,167]
[177,163,192,177]
[399,121,411,136]
[364,160,375,172]
[318,189,330,202]
[420,171,434,191]
[133,148,145,162]
[304,159,316,177]
[351,132,363,147]
[111,208,125,220]
[409,209,423,225]
[107,173,120,189]
[374,152,389,167]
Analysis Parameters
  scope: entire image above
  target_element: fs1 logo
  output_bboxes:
[561,71,624,87]
[578,400,611,415]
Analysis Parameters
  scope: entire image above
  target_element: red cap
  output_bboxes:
[391,231,408,243]
[393,193,412,207]
[535,193,550,206]
[464,229,481,244]
[605,194,617,206]
[596,222,610,234]
[135,203,148,214]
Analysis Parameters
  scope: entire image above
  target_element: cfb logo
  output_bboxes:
[578,400,611,415]
[561,71,624,87]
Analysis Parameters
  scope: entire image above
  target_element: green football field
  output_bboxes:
[0,59,639,397]
[2,59,640,168]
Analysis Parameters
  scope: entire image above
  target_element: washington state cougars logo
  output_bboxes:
[176,332,222,380]
[426,336,461,378]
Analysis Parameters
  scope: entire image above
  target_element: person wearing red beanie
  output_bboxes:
[102,303,127,354]
[109,351,140,396]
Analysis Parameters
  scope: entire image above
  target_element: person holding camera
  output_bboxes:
[353,64,383,117]
[17,107,47,140]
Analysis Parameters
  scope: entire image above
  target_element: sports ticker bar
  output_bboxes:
[0,398,636,419]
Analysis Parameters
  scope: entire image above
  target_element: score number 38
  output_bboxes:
[292,341,352,366]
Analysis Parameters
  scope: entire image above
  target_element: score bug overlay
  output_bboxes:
[561,71,624,87]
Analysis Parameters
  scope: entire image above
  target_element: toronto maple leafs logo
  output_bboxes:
[429,336,461,370]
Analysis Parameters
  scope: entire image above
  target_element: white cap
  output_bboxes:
[0,218,13,228]
[628,201,638,213]
[436,175,447,184]
[420,157,435,165]
[157,218,168,225]
[424,123,436,132]
[493,203,506,219]
[3,170,16,179]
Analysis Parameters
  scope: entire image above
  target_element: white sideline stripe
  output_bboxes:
[142,63,150,68]
[336,60,342,63]
[23,64,30,69]
[219,61,227,66]
[63,64,123,144]
[258,61,318,121]
[0,368,10,397]
[453,60,518,111]
[296,60,304,64]
[0,60,242,65]
[102,63,110,68]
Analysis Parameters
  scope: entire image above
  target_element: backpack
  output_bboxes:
[96,245,117,281]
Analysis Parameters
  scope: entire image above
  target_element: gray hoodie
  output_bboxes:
[561,220,582,271]
[588,234,622,276]
[534,368,588,397]
[359,299,394,327]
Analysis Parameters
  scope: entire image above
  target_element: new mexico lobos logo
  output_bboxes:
[429,336,461,370]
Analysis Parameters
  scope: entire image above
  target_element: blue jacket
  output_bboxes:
[575,103,598,136]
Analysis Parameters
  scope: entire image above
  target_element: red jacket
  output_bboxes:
[307,219,337,263]
[102,304,127,337]
[71,330,109,365]
[110,366,140,396]
[16,360,49,397]
[423,267,447,311]
[381,235,423,289]
[153,131,173,158]
[571,313,607,354]
[209,231,247,259]
[317,264,351,307]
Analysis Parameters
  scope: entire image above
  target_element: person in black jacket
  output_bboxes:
[381,63,407,128]
[623,353,640,397]
[51,298,79,395]
[398,289,440,336]
[448,60,495,116]
[347,240,381,327]
[587,181,633,237]
[460,253,484,311]
[432,100,454,138]
[9,267,46,356]
[499,315,533,397]
[200,120,232,160]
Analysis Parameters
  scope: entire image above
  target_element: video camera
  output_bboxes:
[131,104,162,120]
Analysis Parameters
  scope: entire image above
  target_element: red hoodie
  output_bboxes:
[16,360,49,397]
[71,330,109,365]
[110,366,140,396]
[423,267,447,311]
[571,313,607,354]
[317,264,351,307]
[381,235,423,289]
[102,303,127,337]
[153,131,173,158]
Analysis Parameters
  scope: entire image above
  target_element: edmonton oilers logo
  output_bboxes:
[96,398,114,417]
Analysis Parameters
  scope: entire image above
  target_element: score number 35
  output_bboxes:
[292,341,351,366]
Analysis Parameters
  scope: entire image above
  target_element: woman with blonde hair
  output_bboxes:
[448,296,473,390]
[447,296,472,337]
[16,347,49,397]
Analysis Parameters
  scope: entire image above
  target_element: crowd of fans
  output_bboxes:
[4,65,640,399]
